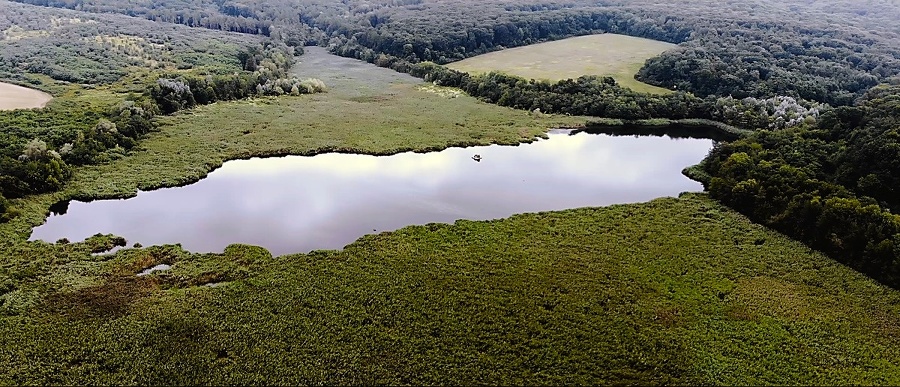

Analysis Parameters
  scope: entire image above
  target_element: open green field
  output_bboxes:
[0,82,52,110]
[447,34,676,94]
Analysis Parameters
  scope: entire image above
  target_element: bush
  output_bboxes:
[0,193,11,223]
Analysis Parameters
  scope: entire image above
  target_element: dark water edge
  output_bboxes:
[579,118,749,141]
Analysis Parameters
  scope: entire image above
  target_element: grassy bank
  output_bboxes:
[1,194,899,384]
[446,34,676,94]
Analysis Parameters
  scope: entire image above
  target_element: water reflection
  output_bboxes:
[31,132,712,255]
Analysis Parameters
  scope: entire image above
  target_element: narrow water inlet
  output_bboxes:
[137,264,171,276]
[91,245,124,257]
[31,131,713,255]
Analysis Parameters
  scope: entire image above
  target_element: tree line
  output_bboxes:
[357,60,820,131]
[326,2,898,106]
[150,42,325,114]
[12,0,276,35]
[409,63,708,120]
[0,100,154,202]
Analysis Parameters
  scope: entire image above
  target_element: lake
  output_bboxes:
[0,82,52,110]
[31,130,713,255]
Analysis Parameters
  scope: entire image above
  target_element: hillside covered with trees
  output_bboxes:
[702,83,900,287]
[0,0,262,83]
[9,0,900,106]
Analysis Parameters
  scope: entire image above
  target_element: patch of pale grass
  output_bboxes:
[417,84,462,98]
[448,34,676,94]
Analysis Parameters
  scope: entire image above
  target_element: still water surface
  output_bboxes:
[31,131,712,255]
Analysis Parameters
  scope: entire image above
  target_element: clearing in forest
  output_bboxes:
[0,82,52,110]
[447,34,676,94]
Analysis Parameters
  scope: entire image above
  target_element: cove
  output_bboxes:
[31,131,713,256]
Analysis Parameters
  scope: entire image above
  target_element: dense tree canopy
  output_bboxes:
[827,84,900,208]
[0,0,262,83]
[702,84,900,288]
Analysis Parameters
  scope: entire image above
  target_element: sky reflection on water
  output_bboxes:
[31,131,712,255]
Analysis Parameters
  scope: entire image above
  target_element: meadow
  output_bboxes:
[447,34,677,94]
[0,82,52,110]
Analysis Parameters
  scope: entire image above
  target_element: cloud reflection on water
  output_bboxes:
[31,132,712,255]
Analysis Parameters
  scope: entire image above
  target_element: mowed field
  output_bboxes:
[0,81,52,110]
[448,34,676,94]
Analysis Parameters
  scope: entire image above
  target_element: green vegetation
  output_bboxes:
[149,42,324,114]
[316,0,898,106]
[2,195,900,384]
[411,64,709,121]
[702,84,900,288]
[13,0,899,105]
[75,48,574,192]
[2,0,900,383]
[0,94,150,201]
[0,34,314,214]
[0,0,261,84]
[447,34,676,94]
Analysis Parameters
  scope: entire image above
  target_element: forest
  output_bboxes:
[8,0,900,106]
[0,0,262,83]
[702,84,900,287]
